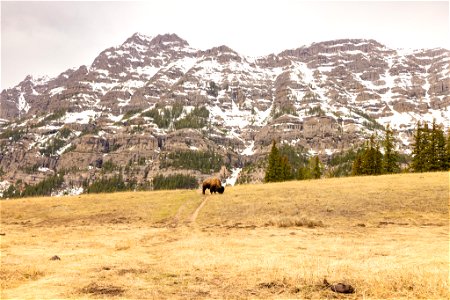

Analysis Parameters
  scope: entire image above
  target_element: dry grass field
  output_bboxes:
[1,172,449,299]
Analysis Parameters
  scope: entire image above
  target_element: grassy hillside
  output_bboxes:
[1,172,448,299]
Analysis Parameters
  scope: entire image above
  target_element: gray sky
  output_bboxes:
[1,1,449,90]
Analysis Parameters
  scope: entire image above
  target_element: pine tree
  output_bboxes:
[280,156,292,181]
[382,124,400,173]
[353,135,383,176]
[412,122,425,172]
[352,155,363,176]
[297,166,310,180]
[411,121,448,172]
[310,156,322,179]
[428,120,439,171]
[360,135,382,175]
[265,141,282,182]
[374,143,383,175]
[431,120,446,171]
[446,130,450,170]
[421,123,431,171]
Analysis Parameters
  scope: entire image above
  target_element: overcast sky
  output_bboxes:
[1,1,449,90]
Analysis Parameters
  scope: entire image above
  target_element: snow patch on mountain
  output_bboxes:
[241,141,255,156]
[17,93,30,113]
[225,168,242,186]
[49,87,65,97]
[63,110,98,124]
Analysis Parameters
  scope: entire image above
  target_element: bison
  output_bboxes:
[202,177,225,194]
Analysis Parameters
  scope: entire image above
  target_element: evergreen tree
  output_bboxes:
[430,120,446,171]
[411,121,425,172]
[352,136,383,176]
[265,141,298,182]
[297,166,310,180]
[411,121,448,172]
[374,143,383,175]
[360,135,383,175]
[382,124,399,173]
[446,129,450,170]
[280,156,292,181]
[421,123,431,171]
[310,156,322,179]
[265,141,282,182]
[428,120,439,171]
[351,155,363,176]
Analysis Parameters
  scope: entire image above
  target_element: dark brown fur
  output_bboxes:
[202,177,225,194]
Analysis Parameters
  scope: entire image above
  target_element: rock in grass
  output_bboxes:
[323,278,355,294]
[331,283,355,293]
[50,255,61,261]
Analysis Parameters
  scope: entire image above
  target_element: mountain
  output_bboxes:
[1,33,449,194]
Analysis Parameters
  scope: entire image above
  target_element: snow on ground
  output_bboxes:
[17,93,30,113]
[378,110,416,131]
[30,75,51,86]
[0,180,11,198]
[121,79,146,90]
[57,143,73,156]
[253,103,273,126]
[323,149,335,156]
[117,94,132,107]
[308,149,318,156]
[130,66,160,80]
[241,141,255,156]
[62,110,98,124]
[171,56,198,73]
[295,61,315,85]
[38,167,51,173]
[225,168,242,186]
[52,186,84,197]
[108,114,124,122]
[49,87,65,97]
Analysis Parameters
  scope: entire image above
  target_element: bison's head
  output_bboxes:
[218,186,225,194]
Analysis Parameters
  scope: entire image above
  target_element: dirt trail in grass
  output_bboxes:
[189,195,209,224]
[169,198,189,227]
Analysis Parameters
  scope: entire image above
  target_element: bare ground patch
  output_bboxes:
[79,282,125,296]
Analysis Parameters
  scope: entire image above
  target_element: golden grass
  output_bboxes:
[0,172,448,299]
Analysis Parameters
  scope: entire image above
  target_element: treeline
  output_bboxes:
[84,174,138,194]
[174,106,209,130]
[161,150,223,173]
[84,173,198,193]
[265,120,449,183]
[153,174,198,190]
[265,141,322,182]
[0,128,25,142]
[2,174,64,198]
[411,120,449,172]
[351,125,399,175]
[141,102,183,128]
[140,102,209,130]
[352,121,450,174]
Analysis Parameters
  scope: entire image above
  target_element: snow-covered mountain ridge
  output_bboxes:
[0,33,449,188]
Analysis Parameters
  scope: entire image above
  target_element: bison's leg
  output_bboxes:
[203,183,211,195]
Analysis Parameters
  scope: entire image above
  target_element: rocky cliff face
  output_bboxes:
[1,33,449,192]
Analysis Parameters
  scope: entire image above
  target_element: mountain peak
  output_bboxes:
[122,32,153,46]
[149,33,189,47]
